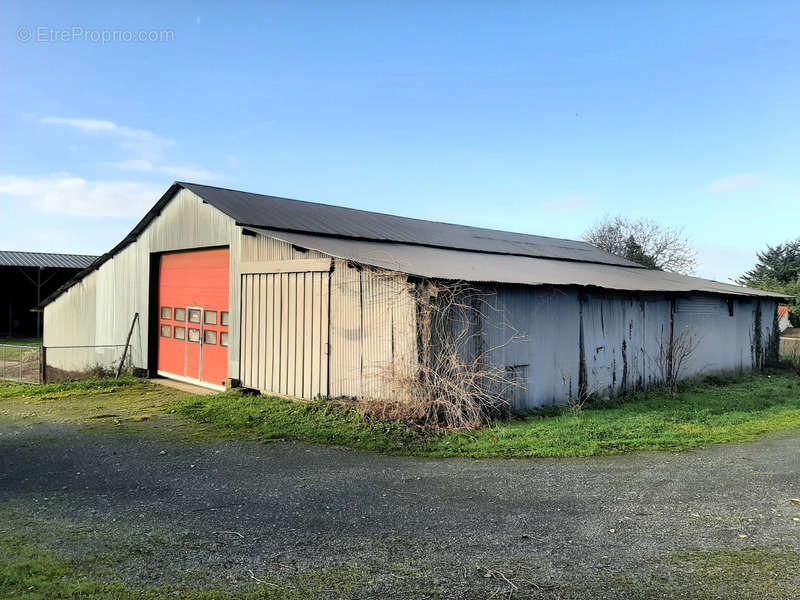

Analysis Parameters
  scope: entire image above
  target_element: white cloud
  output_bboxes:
[0,174,162,217]
[708,173,766,193]
[105,159,222,182]
[41,117,174,160]
[40,116,222,183]
[41,117,162,140]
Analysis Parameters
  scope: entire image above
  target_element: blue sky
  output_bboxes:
[1,1,798,282]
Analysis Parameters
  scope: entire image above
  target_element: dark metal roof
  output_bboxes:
[41,182,788,306]
[0,250,97,269]
[179,182,643,268]
[251,227,789,299]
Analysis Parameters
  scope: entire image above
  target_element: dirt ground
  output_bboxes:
[1,399,799,598]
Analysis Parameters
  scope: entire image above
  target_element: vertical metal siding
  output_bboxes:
[44,189,243,375]
[485,287,779,409]
[328,262,417,399]
[47,199,775,405]
[240,234,327,261]
[329,261,363,398]
[239,270,330,399]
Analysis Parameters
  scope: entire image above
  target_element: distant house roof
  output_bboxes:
[778,305,790,320]
[0,250,98,270]
[40,182,790,306]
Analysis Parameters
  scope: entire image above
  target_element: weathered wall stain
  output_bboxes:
[482,285,778,409]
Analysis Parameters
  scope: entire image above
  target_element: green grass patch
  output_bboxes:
[0,377,190,430]
[0,376,140,400]
[0,533,365,599]
[2,371,799,458]
[175,371,800,457]
[0,337,42,346]
[176,392,421,452]
[666,546,800,599]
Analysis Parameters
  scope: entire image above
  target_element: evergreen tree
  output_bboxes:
[737,238,800,287]
[739,237,800,328]
[623,235,658,269]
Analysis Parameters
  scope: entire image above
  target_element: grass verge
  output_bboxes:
[0,337,42,346]
[1,371,799,458]
[175,371,800,457]
[2,526,797,600]
[0,533,364,600]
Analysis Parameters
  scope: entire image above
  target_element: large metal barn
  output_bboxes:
[42,183,784,406]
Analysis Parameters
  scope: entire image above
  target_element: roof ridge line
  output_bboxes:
[178,181,595,247]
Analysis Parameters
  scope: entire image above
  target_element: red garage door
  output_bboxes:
[157,248,230,390]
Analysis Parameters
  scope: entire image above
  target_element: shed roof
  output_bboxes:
[179,182,642,268]
[0,250,97,270]
[41,182,788,305]
[249,227,788,299]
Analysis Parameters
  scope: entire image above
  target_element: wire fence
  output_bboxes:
[0,344,43,383]
[780,337,800,359]
[0,344,133,384]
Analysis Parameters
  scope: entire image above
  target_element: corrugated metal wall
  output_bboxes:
[484,286,779,409]
[241,233,328,262]
[45,198,777,406]
[44,189,242,373]
[240,270,330,399]
[239,238,418,400]
[328,262,418,399]
[359,267,417,399]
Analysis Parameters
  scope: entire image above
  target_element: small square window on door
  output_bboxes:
[204,330,217,345]
[220,311,229,326]
[188,328,201,343]
[160,324,171,338]
[204,310,217,325]
[174,308,187,321]
[220,332,229,347]
[160,306,172,320]
[174,326,186,340]
[188,309,202,324]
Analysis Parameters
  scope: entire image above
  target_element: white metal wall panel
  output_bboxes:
[361,272,396,399]
[484,288,779,409]
[240,233,327,262]
[488,286,582,408]
[240,270,330,399]
[329,261,363,398]
[329,263,417,400]
[44,189,242,375]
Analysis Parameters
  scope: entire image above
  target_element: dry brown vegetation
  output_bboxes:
[362,276,525,430]
[654,325,701,395]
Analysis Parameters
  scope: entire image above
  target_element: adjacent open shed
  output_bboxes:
[42,183,785,405]
[1,250,97,339]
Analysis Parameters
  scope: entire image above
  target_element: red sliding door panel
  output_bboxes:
[157,248,229,387]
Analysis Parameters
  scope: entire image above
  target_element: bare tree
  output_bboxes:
[654,325,701,395]
[366,275,526,430]
[584,216,698,274]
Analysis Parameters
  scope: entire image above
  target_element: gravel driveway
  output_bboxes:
[1,413,799,598]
